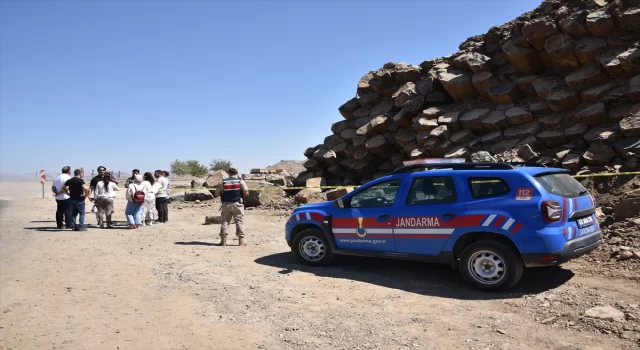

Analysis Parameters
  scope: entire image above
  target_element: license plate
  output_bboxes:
[577,216,594,228]
[579,224,598,237]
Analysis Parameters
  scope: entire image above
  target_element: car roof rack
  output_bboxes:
[508,161,547,167]
[389,159,516,175]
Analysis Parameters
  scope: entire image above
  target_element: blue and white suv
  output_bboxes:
[285,159,603,291]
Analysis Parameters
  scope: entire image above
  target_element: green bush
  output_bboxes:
[210,158,232,172]
[170,159,208,177]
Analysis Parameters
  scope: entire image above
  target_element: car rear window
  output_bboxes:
[467,178,510,199]
[534,173,588,198]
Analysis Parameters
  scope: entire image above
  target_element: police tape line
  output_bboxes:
[176,170,640,192]
[572,171,640,178]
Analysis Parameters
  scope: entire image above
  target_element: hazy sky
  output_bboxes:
[0,0,540,175]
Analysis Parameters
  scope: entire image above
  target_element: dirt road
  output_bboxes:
[1,181,638,350]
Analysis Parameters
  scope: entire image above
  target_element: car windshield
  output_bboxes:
[534,172,588,198]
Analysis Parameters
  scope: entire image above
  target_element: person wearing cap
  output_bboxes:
[215,165,249,246]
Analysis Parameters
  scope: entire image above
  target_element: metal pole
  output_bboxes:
[42,183,44,198]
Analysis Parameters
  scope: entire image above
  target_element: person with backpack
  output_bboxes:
[124,174,148,229]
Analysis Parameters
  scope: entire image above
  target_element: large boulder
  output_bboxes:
[546,87,581,112]
[617,7,640,32]
[544,33,580,73]
[438,110,462,131]
[203,170,229,188]
[575,102,610,125]
[244,186,285,208]
[470,151,497,162]
[481,110,509,131]
[501,38,544,74]
[522,18,558,50]
[453,52,494,72]
[613,138,640,159]
[325,187,354,201]
[583,144,616,165]
[562,153,584,172]
[597,48,627,78]
[532,76,564,98]
[488,82,520,104]
[472,72,500,97]
[184,191,214,202]
[614,197,640,219]
[583,124,622,145]
[620,105,640,137]
[505,107,533,125]
[580,82,618,102]
[338,98,359,121]
[565,63,608,92]
[392,82,418,107]
[459,109,490,131]
[438,69,477,101]
[504,121,541,140]
[574,37,607,64]
[369,99,394,118]
[585,10,615,37]
[295,188,323,204]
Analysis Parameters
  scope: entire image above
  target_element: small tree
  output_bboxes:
[170,159,189,176]
[171,159,208,177]
[210,158,232,172]
[186,160,208,177]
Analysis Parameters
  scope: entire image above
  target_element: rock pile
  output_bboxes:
[300,0,640,185]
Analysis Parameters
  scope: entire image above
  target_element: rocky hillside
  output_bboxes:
[299,0,640,186]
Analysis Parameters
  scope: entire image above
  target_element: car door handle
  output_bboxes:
[377,215,390,222]
[442,213,457,218]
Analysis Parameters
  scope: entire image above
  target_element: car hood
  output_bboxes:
[293,201,331,212]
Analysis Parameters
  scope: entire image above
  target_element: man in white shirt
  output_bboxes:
[52,166,72,229]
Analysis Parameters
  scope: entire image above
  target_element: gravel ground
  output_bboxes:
[1,181,638,350]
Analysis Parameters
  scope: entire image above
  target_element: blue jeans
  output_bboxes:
[125,201,143,225]
[70,199,86,229]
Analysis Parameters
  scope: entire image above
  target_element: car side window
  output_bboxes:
[350,179,402,208]
[467,177,510,199]
[407,176,457,205]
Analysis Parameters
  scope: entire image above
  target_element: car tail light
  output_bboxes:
[541,200,562,222]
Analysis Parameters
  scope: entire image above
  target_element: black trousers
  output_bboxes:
[56,199,72,228]
[156,197,168,223]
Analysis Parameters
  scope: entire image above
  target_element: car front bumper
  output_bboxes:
[521,230,603,267]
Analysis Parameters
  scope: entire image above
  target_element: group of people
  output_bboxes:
[52,166,172,230]
[51,164,251,246]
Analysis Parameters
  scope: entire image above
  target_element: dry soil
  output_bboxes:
[1,181,639,350]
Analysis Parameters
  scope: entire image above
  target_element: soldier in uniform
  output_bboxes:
[215,166,249,246]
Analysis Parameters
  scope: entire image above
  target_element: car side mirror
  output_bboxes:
[334,198,344,208]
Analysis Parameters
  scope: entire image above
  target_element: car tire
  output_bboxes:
[459,240,524,292]
[292,228,335,267]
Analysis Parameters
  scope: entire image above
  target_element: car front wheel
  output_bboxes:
[459,241,524,292]
[292,228,335,266]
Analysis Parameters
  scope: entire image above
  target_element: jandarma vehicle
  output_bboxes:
[284,158,602,291]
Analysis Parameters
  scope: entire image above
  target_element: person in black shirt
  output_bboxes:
[56,169,90,231]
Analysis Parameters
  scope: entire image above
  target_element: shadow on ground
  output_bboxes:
[174,241,218,247]
[255,252,575,300]
[23,221,131,232]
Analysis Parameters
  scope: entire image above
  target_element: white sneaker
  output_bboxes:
[149,222,154,226]
[142,223,146,227]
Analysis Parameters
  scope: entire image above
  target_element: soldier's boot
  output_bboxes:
[239,238,247,246]
[218,236,227,246]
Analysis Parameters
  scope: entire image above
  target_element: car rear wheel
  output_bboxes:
[459,241,523,292]
[292,228,335,266]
